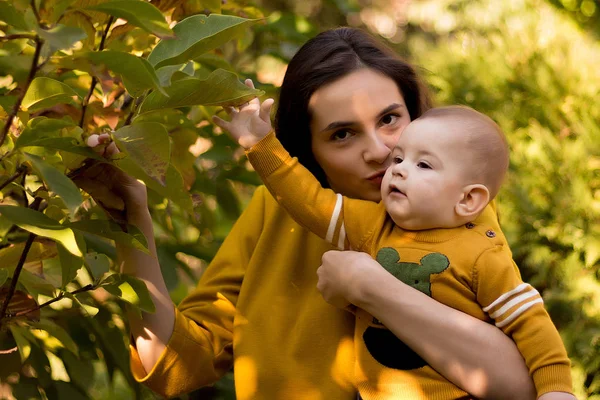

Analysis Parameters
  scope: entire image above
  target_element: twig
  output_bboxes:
[29,0,44,28]
[124,96,142,126]
[0,166,26,192]
[0,37,43,149]
[79,16,115,128]
[0,233,37,330]
[21,170,29,208]
[0,195,44,329]
[0,34,37,41]
[8,284,95,318]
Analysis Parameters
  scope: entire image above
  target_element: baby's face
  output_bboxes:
[381,118,472,230]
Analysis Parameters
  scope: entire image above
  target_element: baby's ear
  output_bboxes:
[455,184,490,219]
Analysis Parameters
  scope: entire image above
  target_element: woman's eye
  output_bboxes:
[381,113,400,125]
[417,161,432,169]
[393,156,403,164]
[331,130,353,141]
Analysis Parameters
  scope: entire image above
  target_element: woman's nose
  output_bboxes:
[363,133,392,164]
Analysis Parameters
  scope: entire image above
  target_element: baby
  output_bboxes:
[215,102,574,399]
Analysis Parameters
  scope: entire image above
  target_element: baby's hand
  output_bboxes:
[212,79,274,149]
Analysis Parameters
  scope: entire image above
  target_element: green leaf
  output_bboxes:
[101,274,155,313]
[61,350,94,392]
[115,158,193,213]
[9,325,34,363]
[0,95,17,113]
[156,62,194,87]
[0,1,31,31]
[148,14,259,69]
[25,153,83,215]
[57,240,85,287]
[36,24,88,52]
[31,319,79,356]
[86,1,174,39]
[0,269,8,287]
[54,381,89,400]
[81,51,165,97]
[0,206,82,256]
[15,119,105,160]
[21,77,80,112]
[216,179,241,220]
[67,220,148,253]
[84,252,110,281]
[63,292,98,317]
[139,69,263,114]
[17,268,57,297]
[60,10,96,50]
[112,122,171,186]
[18,137,105,160]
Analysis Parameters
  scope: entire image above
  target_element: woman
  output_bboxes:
[81,28,536,399]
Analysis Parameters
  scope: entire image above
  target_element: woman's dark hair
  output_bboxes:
[275,27,432,187]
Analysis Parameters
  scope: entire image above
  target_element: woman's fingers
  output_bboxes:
[86,133,121,158]
[212,115,232,132]
[105,141,119,157]
[244,79,261,107]
[260,98,274,123]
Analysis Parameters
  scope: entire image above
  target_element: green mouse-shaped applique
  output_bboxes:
[363,247,450,370]
[376,247,449,296]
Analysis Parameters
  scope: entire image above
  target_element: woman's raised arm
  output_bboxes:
[318,250,536,400]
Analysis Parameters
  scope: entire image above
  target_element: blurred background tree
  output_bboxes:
[1,0,598,399]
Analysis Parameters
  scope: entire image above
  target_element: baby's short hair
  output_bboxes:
[419,106,509,199]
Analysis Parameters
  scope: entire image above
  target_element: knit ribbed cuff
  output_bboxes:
[532,364,574,396]
[246,131,292,178]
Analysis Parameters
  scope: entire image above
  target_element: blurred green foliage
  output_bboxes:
[0,0,598,399]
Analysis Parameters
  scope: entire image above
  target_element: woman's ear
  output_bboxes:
[455,184,490,219]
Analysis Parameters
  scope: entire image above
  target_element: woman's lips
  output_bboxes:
[367,170,386,186]
[368,175,384,187]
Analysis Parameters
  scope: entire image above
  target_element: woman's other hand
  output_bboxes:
[72,133,147,222]
[317,250,385,309]
[212,79,275,149]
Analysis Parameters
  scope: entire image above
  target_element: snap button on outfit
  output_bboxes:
[486,230,496,238]
[465,222,475,229]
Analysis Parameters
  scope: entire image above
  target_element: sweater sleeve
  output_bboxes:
[473,245,573,396]
[246,132,381,250]
[129,186,268,398]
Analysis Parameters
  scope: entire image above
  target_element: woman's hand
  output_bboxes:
[72,133,147,223]
[212,79,274,149]
[317,250,386,309]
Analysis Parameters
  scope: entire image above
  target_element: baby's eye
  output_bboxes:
[393,156,403,164]
[331,130,353,141]
[381,113,400,126]
[417,161,432,169]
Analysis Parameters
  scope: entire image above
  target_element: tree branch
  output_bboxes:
[0,34,37,41]
[0,233,37,330]
[8,284,96,318]
[0,196,45,329]
[0,166,26,192]
[0,37,43,150]
[79,16,115,128]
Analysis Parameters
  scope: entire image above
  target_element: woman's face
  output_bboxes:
[309,68,411,202]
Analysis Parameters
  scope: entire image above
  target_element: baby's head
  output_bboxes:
[381,105,509,230]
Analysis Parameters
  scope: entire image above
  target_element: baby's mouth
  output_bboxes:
[389,185,406,197]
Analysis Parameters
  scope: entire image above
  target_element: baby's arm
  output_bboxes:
[475,246,574,398]
[213,88,379,250]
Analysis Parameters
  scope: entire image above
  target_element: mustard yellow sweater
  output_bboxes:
[129,185,357,399]
[246,133,573,399]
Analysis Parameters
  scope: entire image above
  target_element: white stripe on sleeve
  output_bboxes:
[496,298,544,328]
[489,289,540,319]
[326,193,343,244]
[482,283,530,312]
